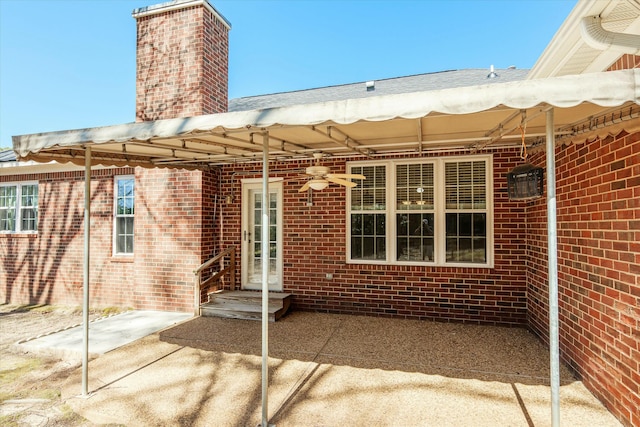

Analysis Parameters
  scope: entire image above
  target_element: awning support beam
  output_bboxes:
[474,107,553,152]
[309,126,372,158]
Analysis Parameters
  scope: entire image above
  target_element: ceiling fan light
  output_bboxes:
[308,179,329,191]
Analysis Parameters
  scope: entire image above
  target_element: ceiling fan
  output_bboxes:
[298,153,365,192]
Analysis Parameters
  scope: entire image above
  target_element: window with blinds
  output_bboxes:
[350,165,386,260]
[347,156,492,266]
[444,160,487,263]
[396,163,435,261]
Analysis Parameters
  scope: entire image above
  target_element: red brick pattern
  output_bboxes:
[220,149,529,325]
[131,168,205,311]
[607,54,640,71]
[0,167,213,312]
[1,168,132,307]
[526,130,640,427]
[134,4,229,120]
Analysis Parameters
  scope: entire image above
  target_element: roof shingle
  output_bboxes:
[229,68,528,112]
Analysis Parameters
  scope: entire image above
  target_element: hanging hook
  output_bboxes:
[519,111,528,161]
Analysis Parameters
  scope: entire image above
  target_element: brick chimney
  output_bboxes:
[132,0,230,121]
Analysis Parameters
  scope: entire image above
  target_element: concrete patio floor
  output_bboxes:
[62,311,621,426]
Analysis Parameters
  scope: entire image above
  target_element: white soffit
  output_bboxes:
[529,0,640,78]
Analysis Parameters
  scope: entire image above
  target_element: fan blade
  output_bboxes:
[326,176,358,188]
[298,180,311,193]
[327,173,365,180]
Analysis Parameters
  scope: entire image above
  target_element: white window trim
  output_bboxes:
[113,175,135,257]
[346,155,494,268]
[0,181,39,234]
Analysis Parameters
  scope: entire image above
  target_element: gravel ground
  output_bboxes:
[1,305,623,427]
[63,311,622,427]
[0,304,119,426]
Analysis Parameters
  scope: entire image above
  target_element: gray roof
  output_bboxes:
[0,149,16,162]
[3,68,529,158]
[229,68,529,112]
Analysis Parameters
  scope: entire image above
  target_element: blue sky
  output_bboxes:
[0,0,576,149]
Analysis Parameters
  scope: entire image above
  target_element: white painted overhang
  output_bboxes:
[11,70,640,169]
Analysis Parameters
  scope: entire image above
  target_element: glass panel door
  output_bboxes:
[241,181,283,291]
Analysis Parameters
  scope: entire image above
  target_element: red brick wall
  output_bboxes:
[526,130,640,427]
[1,168,134,307]
[0,167,215,312]
[608,54,640,72]
[220,148,529,325]
[134,2,229,121]
[131,168,205,311]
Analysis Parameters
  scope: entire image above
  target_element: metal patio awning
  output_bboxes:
[10,68,639,427]
[12,70,640,167]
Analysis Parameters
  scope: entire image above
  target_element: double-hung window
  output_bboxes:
[0,182,38,233]
[114,176,134,255]
[347,155,493,267]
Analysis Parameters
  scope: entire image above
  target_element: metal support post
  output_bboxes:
[261,132,272,427]
[546,109,560,427]
[82,146,91,396]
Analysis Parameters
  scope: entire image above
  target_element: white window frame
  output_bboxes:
[113,175,135,256]
[346,155,494,268]
[0,181,39,234]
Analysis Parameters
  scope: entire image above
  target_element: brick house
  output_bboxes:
[1,0,639,425]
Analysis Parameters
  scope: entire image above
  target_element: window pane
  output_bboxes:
[362,237,375,259]
[445,213,486,263]
[363,215,374,235]
[351,215,362,234]
[375,237,386,260]
[21,185,38,206]
[351,165,385,210]
[459,213,472,236]
[0,186,17,232]
[0,209,15,231]
[21,208,38,231]
[350,213,385,260]
[116,217,134,254]
[269,242,277,259]
[445,161,486,209]
[0,186,17,207]
[396,213,434,262]
[117,179,135,215]
[375,214,385,235]
[397,163,434,210]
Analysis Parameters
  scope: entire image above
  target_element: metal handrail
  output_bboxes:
[193,246,236,315]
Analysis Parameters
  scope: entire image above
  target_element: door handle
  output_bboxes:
[244,230,251,243]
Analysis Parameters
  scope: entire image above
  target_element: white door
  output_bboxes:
[241,180,283,291]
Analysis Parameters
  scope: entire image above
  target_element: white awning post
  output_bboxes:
[261,131,271,427]
[82,146,91,396]
[546,109,560,426]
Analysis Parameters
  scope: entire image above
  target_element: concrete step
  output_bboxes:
[201,290,292,322]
